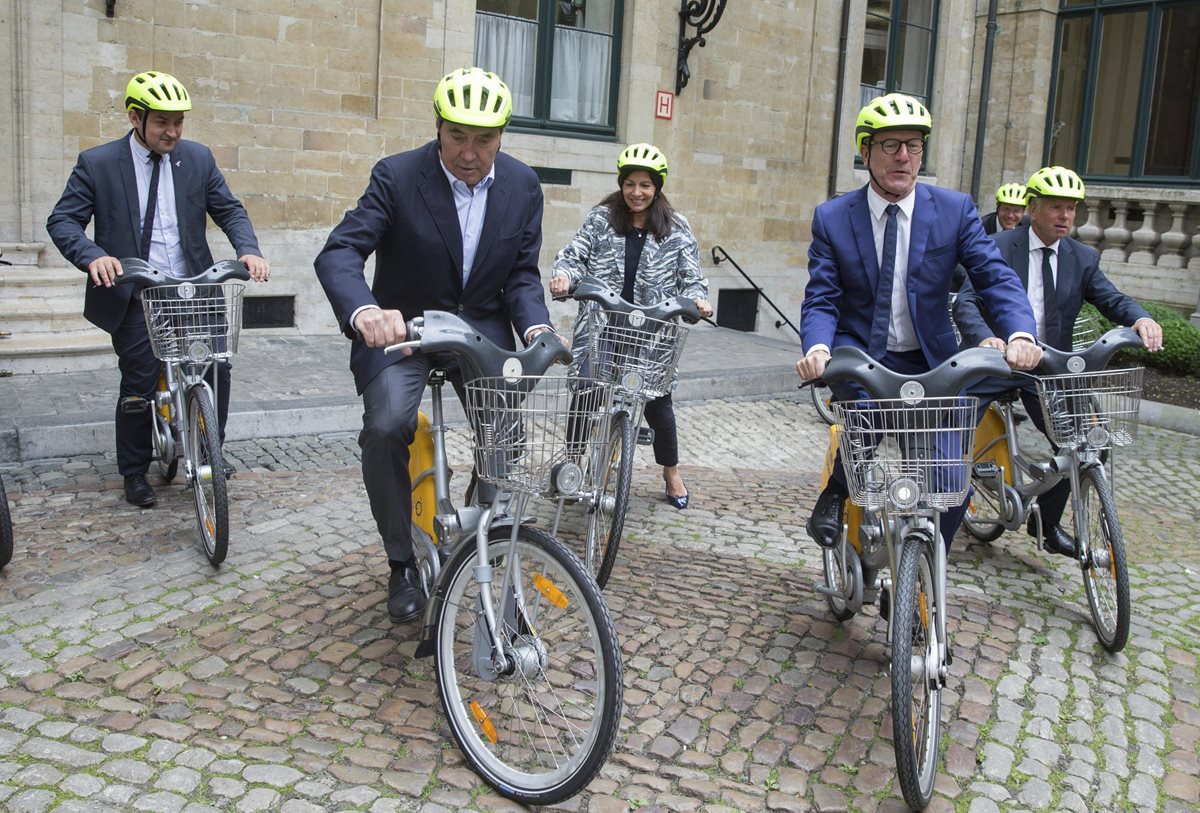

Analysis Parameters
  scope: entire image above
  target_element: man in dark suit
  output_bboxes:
[954,165,1162,555]
[981,182,1028,236]
[47,71,270,508]
[314,67,556,624]
[796,93,1042,550]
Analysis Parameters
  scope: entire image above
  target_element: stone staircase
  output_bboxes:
[0,242,113,376]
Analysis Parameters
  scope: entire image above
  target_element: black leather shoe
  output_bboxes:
[123,474,156,508]
[387,562,426,623]
[807,485,845,549]
[1040,525,1078,558]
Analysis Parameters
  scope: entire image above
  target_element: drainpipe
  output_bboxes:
[969,0,1000,201]
[827,0,852,199]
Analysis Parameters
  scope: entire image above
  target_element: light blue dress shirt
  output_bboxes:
[130,134,185,275]
[439,159,495,287]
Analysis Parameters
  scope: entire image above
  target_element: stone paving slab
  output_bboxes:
[0,394,1197,812]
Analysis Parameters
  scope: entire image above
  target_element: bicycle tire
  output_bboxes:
[0,474,12,570]
[962,489,1004,542]
[1078,466,1130,652]
[891,536,942,811]
[811,382,836,426]
[821,525,859,622]
[186,386,228,566]
[433,523,623,806]
[152,411,179,483]
[588,412,634,588]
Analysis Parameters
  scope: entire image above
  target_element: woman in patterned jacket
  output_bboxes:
[549,143,713,509]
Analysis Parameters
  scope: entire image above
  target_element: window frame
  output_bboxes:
[1045,0,1200,184]
[859,0,940,112]
[476,0,624,139]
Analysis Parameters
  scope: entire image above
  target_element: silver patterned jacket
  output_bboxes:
[553,205,709,381]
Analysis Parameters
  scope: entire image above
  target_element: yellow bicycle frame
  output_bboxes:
[970,403,1014,487]
[818,423,862,553]
[408,410,437,538]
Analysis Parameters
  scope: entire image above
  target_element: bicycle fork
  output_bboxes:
[887,517,950,687]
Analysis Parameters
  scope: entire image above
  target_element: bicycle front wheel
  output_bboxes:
[891,536,942,811]
[1078,466,1130,652]
[186,386,228,566]
[0,475,12,570]
[587,412,634,588]
[434,524,623,806]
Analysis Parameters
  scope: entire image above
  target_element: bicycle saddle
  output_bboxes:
[1036,327,1142,375]
[114,258,251,289]
[408,310,571,385]
[821,346,1013,401]
[570,276,701,324]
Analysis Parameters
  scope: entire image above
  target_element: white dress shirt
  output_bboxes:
[865,184,919,352]
[129,134,185,275]
[1026,228,1060,341]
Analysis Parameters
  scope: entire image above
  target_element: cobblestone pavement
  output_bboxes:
[0,394,1197,813]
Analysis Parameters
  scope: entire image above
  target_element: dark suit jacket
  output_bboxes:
[801,183,1035,368]
[954,225,1149,351]
[46,132,262,335]
[314,140,550,393]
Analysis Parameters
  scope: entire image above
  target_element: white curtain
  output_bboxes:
[550,27,610,124]
[475,13,537,118]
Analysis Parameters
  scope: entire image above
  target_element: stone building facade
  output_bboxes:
[2,0,1197,368]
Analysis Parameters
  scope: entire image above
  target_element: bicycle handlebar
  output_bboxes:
[819,346,1013,401]
[383,310,571,382]
[1034,326,1144,375]
[555,275,702,324]
[114,258,251,289]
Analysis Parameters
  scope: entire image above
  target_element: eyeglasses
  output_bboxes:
[873,138,926,155]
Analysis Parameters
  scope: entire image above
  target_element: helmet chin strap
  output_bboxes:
[865,147,905,201]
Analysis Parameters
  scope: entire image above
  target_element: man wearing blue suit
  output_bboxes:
[796,93,1042,551]
[314,68,557,624]
[47,71,270,508]
[954,165,1162,556]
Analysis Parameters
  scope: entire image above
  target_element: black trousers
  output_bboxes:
[642,393,679,467]
[111,299,230,476]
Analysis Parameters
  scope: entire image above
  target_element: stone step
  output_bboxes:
[0,332,113,375]
[0,241,48,267]
[0,265,84,290]
[0,296,95,334]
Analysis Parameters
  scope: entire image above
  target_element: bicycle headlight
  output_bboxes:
[1086,425,1110,448]
[621,371,642,392]
[889,477,921,511]
[550,461,584,495]
[188,341,210,362]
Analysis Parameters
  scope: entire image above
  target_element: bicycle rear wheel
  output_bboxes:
[434,524,623,806]
[0,474,12,570]
[587,411,634,588]
[811,382,836,426]
[186,385,228,566]
[962,486,1004,542]
[891,536,942,811]
[1078,466,1130,652]
[152,410,179,483]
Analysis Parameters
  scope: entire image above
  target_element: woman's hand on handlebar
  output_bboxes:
[694,297,713,319]
[548,274,571,299]
[796,349,830,382]
[355,307,411,354]
[240,254,271,282]
[88,256,123,288]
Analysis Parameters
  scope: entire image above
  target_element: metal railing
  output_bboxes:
[710,245,800,338]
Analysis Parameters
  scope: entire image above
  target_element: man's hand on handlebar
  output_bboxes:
[88,256,123,288]
[796,349,830,382]
[694,298,713,319]
[1132,317,1163,353]
[548,274,571,299]
[1004,336,1042,370]
[240,254,271,282]
[355,308,410,354]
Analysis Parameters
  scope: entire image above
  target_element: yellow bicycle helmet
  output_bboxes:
[995,182,1027,207]
[125,71,191,113]
[855,93,932,151]
[433,67,513,129]
[1025,166,1085,202]
[616,143,669,184]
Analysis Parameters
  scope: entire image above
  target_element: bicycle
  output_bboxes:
[550,276,699,586]
[384,309,623,806]
[0,473,12,570]
[962,327,1144,652]
[116,258,248,566]
[809,345,1012,811]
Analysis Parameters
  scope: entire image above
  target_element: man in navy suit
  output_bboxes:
[314,68,557,624]
[796,93,1042,551]
[954,165,1162,555]
[47,71,270,508]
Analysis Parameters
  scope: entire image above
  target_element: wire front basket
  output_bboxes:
[140,282,245,364]
[464,375,617,498]
[1036,367,1143,448]
[583,307,690,399]
[832,396,979,513]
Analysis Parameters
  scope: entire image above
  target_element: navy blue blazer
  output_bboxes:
[955,225,1149,351]
[801,183,1035,368]
[314,140,550,394]
[46,132,262,335]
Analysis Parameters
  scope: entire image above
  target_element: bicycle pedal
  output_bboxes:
[972,461,1000,481]
[636,427,655,446]
[119,396,150,415]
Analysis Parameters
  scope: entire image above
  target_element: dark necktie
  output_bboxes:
[868,203,900,358]
[139,152,162,260]
[1041,247,1060,348]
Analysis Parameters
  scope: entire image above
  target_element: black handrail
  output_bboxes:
[710,245,800,339]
